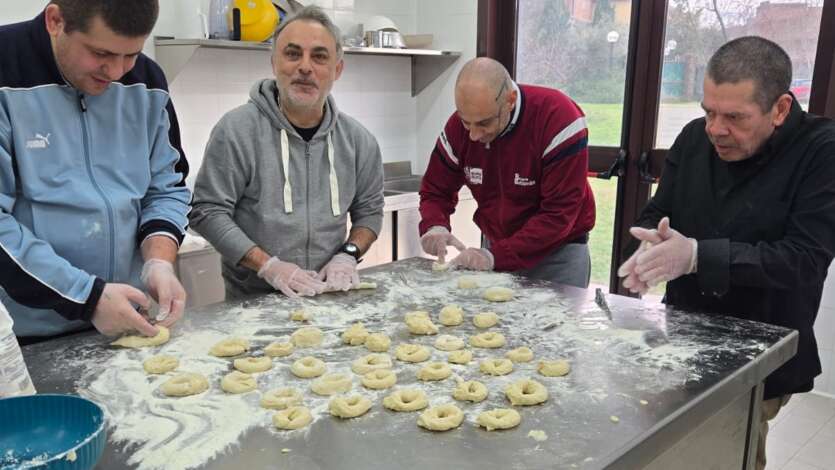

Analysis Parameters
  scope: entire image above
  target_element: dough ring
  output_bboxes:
[209,337,250,357]
[160,372,208,397]
[469,332,506,348]
[111,326,170,348]
[143,355,178,374]
[290,308,310,321]
[405,310,438,335]
[506,347,534,363]
[351,353,393,375]
[477,408,521,431]
[395,344,431,363]
[505,378,549,406]
[291,356,327,378]
[538,359,571,377]
[434,334,465,351]
[329,394,373,418]
[457,276,479,289]
[416,362,452,381]
[364,333,391,352]
[362,369,397,390]
[233,356,273,373]
[273,406,312,430]
[221,370,257,394]
[261,387,303,409]
[480,358,514,376]
[473,312,499,329]
[264,341,294,357]
[452,380,488,402]
[342,323,369,346]
[417,404,464,431]
[439,304,464,326]
[483,286,514,302]
[447,349,473,365]
[311,373,353,396]
[291,326,323,348]
[383,388,428,412]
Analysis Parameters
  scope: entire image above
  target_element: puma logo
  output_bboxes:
[25,133,51,149]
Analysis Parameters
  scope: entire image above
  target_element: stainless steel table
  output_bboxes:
[22,258,797,470]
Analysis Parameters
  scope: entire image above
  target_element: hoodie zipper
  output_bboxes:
[305,142,312,269]
[78,93,117,280]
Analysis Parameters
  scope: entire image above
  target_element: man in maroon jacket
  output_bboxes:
[419,57,596,287]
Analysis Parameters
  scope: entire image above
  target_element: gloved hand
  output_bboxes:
[632,217,698,287]
[449,247,494,271]
[420,226,466,264]
[91,283,158,337]
[258,257,326,299]
[140,259,186,326]
[617,240,654,295]
[317,253,360,292]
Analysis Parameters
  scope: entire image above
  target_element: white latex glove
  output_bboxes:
[449,247,494,271]
[633,217,698,287]
[140,259,186,326]
[91,283,157,337]
[258,256,326,299]
[617,220,673,294]
[420,226,466,264]
[316,253,360,292]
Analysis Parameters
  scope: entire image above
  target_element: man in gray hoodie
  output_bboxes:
[190,6,384,299]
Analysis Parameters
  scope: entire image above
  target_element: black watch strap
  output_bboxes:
[339,242,362,262]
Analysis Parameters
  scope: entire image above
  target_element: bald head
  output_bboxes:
[456,57,512,100]
[454,58,516,145]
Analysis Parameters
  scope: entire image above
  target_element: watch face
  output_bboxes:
[342,243,360,259]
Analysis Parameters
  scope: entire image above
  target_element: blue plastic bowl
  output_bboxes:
[0,394,106,470]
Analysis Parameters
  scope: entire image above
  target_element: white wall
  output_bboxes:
[814,264,835,395]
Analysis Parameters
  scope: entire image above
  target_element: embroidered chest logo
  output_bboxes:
[514,173,536,186]
[464,166,483,185]
[25,133,51,149]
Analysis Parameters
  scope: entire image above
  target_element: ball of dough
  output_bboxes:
[457,276,479,289]
[290,308,310,322]
[261,388,303,409]
[417,404,464,431]
[221,371,257,394]
[365,333,391,352]
[273,406,312,430]
[209,337,250,357]
[405,310,438,335]
[143,355,178,374]
[483,286,514,302]
[417,362,452,381]
[506,347,534,363]
[291,356,327,378]
[505,378,549,406]
[342,323,368,346]
[538,359,571,377]
[383,388,428,412]
[233,356,273,373]
[469,332,506,348]
[362,369,397,390]
[329,395,373,418]
[395,344,431,363]
[432,261,450,271]
[111,326,170,348]
[264,341,294,357]
[473,312,499,329]
[291,327,323,348]
[434,334,465,351]
[452,380,488,402]
[480,358,514,376]
[477,408,521,431]
[160,372,209,397]
[351,353,392,375]
[311,373,353,396]
[439,304,464,326]
[447,349,473,365]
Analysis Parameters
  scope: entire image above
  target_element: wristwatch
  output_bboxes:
[338,242,362,262]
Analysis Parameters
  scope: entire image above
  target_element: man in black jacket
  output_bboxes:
[618,36,835,470]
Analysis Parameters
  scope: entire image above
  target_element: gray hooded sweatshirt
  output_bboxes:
[190,79,384,298]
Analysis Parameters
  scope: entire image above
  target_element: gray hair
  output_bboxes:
[272,5,343,59]
[707,36,792,112]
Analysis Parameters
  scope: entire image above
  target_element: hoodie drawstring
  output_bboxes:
[327,133,340,217]
[279,128,340,217]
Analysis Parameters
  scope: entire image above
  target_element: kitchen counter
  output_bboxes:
[21,258,795,470]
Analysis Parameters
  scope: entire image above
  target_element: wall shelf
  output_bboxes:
[154,38,461,96]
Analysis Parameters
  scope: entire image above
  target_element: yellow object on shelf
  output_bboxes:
[231,0,279,42]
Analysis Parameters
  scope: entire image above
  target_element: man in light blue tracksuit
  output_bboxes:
[0,0,192,342]
[190,6,384,300]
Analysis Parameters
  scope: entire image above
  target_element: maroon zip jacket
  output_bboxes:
[419,83,595,272]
